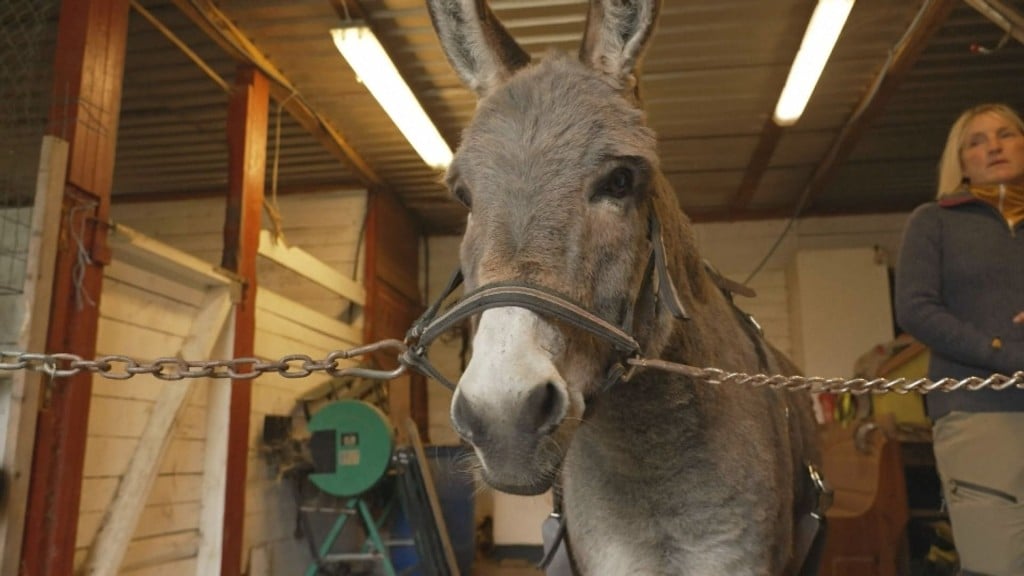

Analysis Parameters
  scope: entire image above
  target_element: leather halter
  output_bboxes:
[401,209,688,392]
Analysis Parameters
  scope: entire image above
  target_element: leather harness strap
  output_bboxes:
[403,209,686,393]
[400,207,827,574]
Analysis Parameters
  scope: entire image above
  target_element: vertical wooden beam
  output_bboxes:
[21,0,129,574]
[220,65,269,576]
[363,188,428,443]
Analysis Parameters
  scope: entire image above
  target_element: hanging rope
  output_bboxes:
[263,91,299,244]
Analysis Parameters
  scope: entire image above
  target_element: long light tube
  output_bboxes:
[331,26,453,169]
[773,0,856,126]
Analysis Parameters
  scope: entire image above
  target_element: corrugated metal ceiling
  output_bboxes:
[107,0,1024,234]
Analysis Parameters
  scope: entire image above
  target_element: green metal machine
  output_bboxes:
[261,395,462,576]
[308,400,395,499]
[296,399,462,576]
[303,400,399,576]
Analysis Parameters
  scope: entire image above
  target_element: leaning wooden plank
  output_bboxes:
[258,229,365,306]
[82,287,231,576]
[195,310,235,576]
[0,136,68,576]
[109,223,235,293]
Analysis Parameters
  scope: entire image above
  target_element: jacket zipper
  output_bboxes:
[951,478,1018,503]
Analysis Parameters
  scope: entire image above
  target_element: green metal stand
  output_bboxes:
[303,496,398,576]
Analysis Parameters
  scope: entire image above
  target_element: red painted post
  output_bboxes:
[220,65,269,576]
[21,0,129,573]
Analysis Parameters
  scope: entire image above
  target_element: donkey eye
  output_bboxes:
[453,185,472,209]
[595,166,635,201]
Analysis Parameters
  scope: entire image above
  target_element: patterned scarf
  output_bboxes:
[968,183,1024,228]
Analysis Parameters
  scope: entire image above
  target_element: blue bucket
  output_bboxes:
[425,445,476,575]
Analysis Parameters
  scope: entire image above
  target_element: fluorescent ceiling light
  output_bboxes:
[331,26,453,169]
[773,0,855,126]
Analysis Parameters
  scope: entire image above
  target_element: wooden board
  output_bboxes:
[258,229,365,305]
[0,136,68,575]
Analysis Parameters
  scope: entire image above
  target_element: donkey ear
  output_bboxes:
[425,0,531,96]
[579,0,660,86]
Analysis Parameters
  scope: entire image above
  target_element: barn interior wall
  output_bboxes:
[70,191,369,574]
[423,211,912,548]
[73,257,215,574]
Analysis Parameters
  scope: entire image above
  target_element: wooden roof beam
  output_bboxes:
[169,0,383,188]
[729,118,784,212]
[729,0,956,215]
[793,0,957,214]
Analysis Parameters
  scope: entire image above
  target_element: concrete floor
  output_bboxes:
[472,557,543,575]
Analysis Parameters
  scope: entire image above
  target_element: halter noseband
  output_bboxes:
[402,208,688,392]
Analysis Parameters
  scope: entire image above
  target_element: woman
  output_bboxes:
[895,103,1024,575]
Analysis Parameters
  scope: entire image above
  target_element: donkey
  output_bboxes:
[423,0,821,573]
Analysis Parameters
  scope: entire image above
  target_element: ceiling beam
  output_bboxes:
[729,0,956,215]
[729,117,783,211]
[169,0,383,187]
[792,0,956,214]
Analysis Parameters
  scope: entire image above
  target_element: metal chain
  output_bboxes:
[1,340,1022,395]
[0,339,408,382]
[626,358,1024,395]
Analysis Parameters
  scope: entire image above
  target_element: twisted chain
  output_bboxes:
[626,358,1024,395]
[1,341,1021,394]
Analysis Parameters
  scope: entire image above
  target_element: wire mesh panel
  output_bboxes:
[0,0,60,296]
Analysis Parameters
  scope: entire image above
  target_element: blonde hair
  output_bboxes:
[937,103,1024,198]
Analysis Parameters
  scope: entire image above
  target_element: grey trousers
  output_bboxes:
[932,411,1024,576]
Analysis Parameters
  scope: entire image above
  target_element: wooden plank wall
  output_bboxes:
[108,191,366,574]
[74,257,212,574]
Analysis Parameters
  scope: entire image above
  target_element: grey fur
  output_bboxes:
[425,0,530,96]
[427,1,820,573]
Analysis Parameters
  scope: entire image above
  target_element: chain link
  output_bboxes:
[1,343,1021,394]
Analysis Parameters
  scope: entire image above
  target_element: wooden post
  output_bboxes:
[21,0,130,573]
[363,188,428,442]
[220,65,269,576]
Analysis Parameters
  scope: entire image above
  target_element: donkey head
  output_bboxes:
[427,0,671,495]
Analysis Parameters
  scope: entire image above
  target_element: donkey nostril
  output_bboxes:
[518,381,566,434]
[452,393,485,443]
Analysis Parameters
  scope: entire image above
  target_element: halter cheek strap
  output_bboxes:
[649,211,689,321]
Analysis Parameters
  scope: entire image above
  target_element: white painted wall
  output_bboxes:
[423,212,911,546]
[787,247,895,378]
